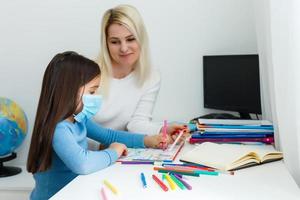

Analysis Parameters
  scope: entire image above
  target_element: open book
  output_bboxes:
[118,142,184,162]
[180,142,283,171]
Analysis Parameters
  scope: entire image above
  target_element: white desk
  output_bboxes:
[50,143,300,200]
[0,166,34,200]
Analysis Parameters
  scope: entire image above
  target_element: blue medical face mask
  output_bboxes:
[73,94,102,123]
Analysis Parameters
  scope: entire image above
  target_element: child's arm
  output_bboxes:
[52,124,119,175]
[86,119,145,148]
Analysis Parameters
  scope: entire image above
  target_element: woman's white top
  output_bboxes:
[93,70,162,135]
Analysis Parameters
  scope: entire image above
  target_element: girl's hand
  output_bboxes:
[108,142,128,157]
[144,135,167,149]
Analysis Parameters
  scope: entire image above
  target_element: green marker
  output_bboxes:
[170,174,185,190]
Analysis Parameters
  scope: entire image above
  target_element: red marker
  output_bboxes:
[152,174,169,192]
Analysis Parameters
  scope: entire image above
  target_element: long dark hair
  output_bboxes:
[27,51,100,173]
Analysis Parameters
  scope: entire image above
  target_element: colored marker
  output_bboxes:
[164,165,213,172]
[165,174,176,190]
[152,174,169,192]
[162,120,168,150]
[158,169,200,177]
[170,174,185,190]
[100,187,108,200]
[140,173,147,188]
[173,174,192,190]
[162,163,211,170]
[170,172,182,178]
[215,170,235,175]
[154,166,200,175]
[103,179,118,195]
[155,166,219,176]
[168,130,184,152]
[121,161,154,165]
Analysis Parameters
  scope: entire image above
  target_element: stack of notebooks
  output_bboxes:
[189,119,274,145]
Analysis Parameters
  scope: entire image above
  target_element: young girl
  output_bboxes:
[27,51,169,200]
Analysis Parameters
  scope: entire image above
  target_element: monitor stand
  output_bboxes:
[198,113,240,119]
[239,112,252,119]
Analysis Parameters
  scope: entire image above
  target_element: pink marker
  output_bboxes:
[100,187,108,200]
[162,120,168,150]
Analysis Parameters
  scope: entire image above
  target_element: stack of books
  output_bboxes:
[189,119,274,145]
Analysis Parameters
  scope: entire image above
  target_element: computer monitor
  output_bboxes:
[203,54,262,119]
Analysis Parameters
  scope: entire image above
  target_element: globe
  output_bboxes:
[0,97,28,177]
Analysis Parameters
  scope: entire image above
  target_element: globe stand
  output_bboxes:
[0,152,22,177]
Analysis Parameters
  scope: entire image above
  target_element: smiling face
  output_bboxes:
[107,23,140,70]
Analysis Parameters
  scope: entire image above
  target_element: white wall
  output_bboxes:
[254,0,300,186]
[0,0,257,166]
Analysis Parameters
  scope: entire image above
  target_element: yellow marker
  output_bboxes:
[103,179,118,195]
[165,174,176,190]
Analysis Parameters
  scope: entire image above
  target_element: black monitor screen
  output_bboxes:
[203,54,262,116]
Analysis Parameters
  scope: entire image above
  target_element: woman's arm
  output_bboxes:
[52,124,118,175]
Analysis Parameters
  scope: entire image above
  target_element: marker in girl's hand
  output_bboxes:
[158,120,168,150]
[162,120,168,150]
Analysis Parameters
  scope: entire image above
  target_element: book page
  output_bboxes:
[180,142,253,170]
[180,142,282,171]
[118,142,184,162]
[252,147,283,162]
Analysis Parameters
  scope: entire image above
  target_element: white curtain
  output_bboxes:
[254,0,300,186]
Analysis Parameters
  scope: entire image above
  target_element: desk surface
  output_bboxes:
[51,143,300,200]
[0,166,34,191]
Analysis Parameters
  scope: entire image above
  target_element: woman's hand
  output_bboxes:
[166,124,190,144]
[108,142,128,157]
[144,124,190,149]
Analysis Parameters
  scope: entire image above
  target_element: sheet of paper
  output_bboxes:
[118,142,184,162]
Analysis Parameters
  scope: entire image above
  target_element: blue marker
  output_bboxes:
[141,172,147,188]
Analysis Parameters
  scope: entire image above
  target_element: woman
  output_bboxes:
[95,4,187,140]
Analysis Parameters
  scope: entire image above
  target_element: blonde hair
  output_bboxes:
[97,4,151,96]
